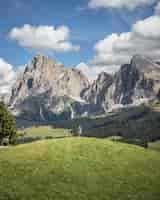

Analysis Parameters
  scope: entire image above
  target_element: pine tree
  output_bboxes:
[0,102,17,145]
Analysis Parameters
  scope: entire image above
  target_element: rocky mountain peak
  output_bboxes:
[9,54,160,122]
[81,72,113,112]
[131,54,160,75]
[106,55,160,107]
[24,54,63,74]
[9,55,89,110]
[96,72,112,84]
[131,54,147,63]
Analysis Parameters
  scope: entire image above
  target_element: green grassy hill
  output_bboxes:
[18,126,71,143]
[0,138,160,200]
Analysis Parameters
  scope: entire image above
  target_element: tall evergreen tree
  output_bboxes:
[0,102,17,145]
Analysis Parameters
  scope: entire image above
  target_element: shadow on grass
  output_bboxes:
[17,135,71,145]
[110,136,149,148]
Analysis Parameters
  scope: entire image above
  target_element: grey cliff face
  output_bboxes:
[10,55,89,105]
[106,55,160,108]
[9,55,89,120]
[78,72,113,115]
[9,54,160,122]
[82,72,113,104]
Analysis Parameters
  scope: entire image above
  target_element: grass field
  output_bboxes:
[20,126,71,138]
[0,138,160,200]
[18,126,71,143]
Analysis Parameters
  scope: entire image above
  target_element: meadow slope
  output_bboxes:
[0,138,160,200]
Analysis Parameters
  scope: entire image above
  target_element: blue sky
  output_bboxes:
[0,0,157,68]
[0,0,160,94]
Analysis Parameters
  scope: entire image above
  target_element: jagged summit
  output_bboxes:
[106,55,160,107]
[131,54,160,72]
[25,54,64,72]
[9,54,160,121]
[11,55,89,98]
[9,55,89,119]
[81,72,113,113]
[31,54,57,63]
[96,72,112,83]
[131,54,148,62]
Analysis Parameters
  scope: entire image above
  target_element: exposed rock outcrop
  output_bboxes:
[9,55,89,120]
[106,55,160,109]
[9,54,160,122]
[80,72,113,114]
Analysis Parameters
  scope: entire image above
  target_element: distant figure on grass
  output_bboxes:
[78,125,83,137]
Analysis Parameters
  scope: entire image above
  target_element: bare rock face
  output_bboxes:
[9,54,160,122]
[82,72,113,104]
[78,55,160,114]
[80,72,113,114]
[10,55,89,104]
[9,55,89,120]
[106,55,160,109]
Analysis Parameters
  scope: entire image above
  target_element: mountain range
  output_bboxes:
[8,54,160,122]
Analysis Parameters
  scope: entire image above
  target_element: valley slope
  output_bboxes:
[0,138,160,200]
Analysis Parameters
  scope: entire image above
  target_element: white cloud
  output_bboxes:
[90,15,160,70]
[76,62,119,82]
[9,24,80,52]
[0,58,15,96]
[155,2,160,15]
[133,15,160,39]
[88,0,156,10]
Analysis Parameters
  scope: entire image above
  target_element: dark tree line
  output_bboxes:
[0,102,17,145]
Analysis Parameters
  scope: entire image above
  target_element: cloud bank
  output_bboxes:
[88,0,156,10]
[155,2,160,15]
[76,13,160,81]
[90,16,160,70]
[0,58,15,96]
[9,24,80,52]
